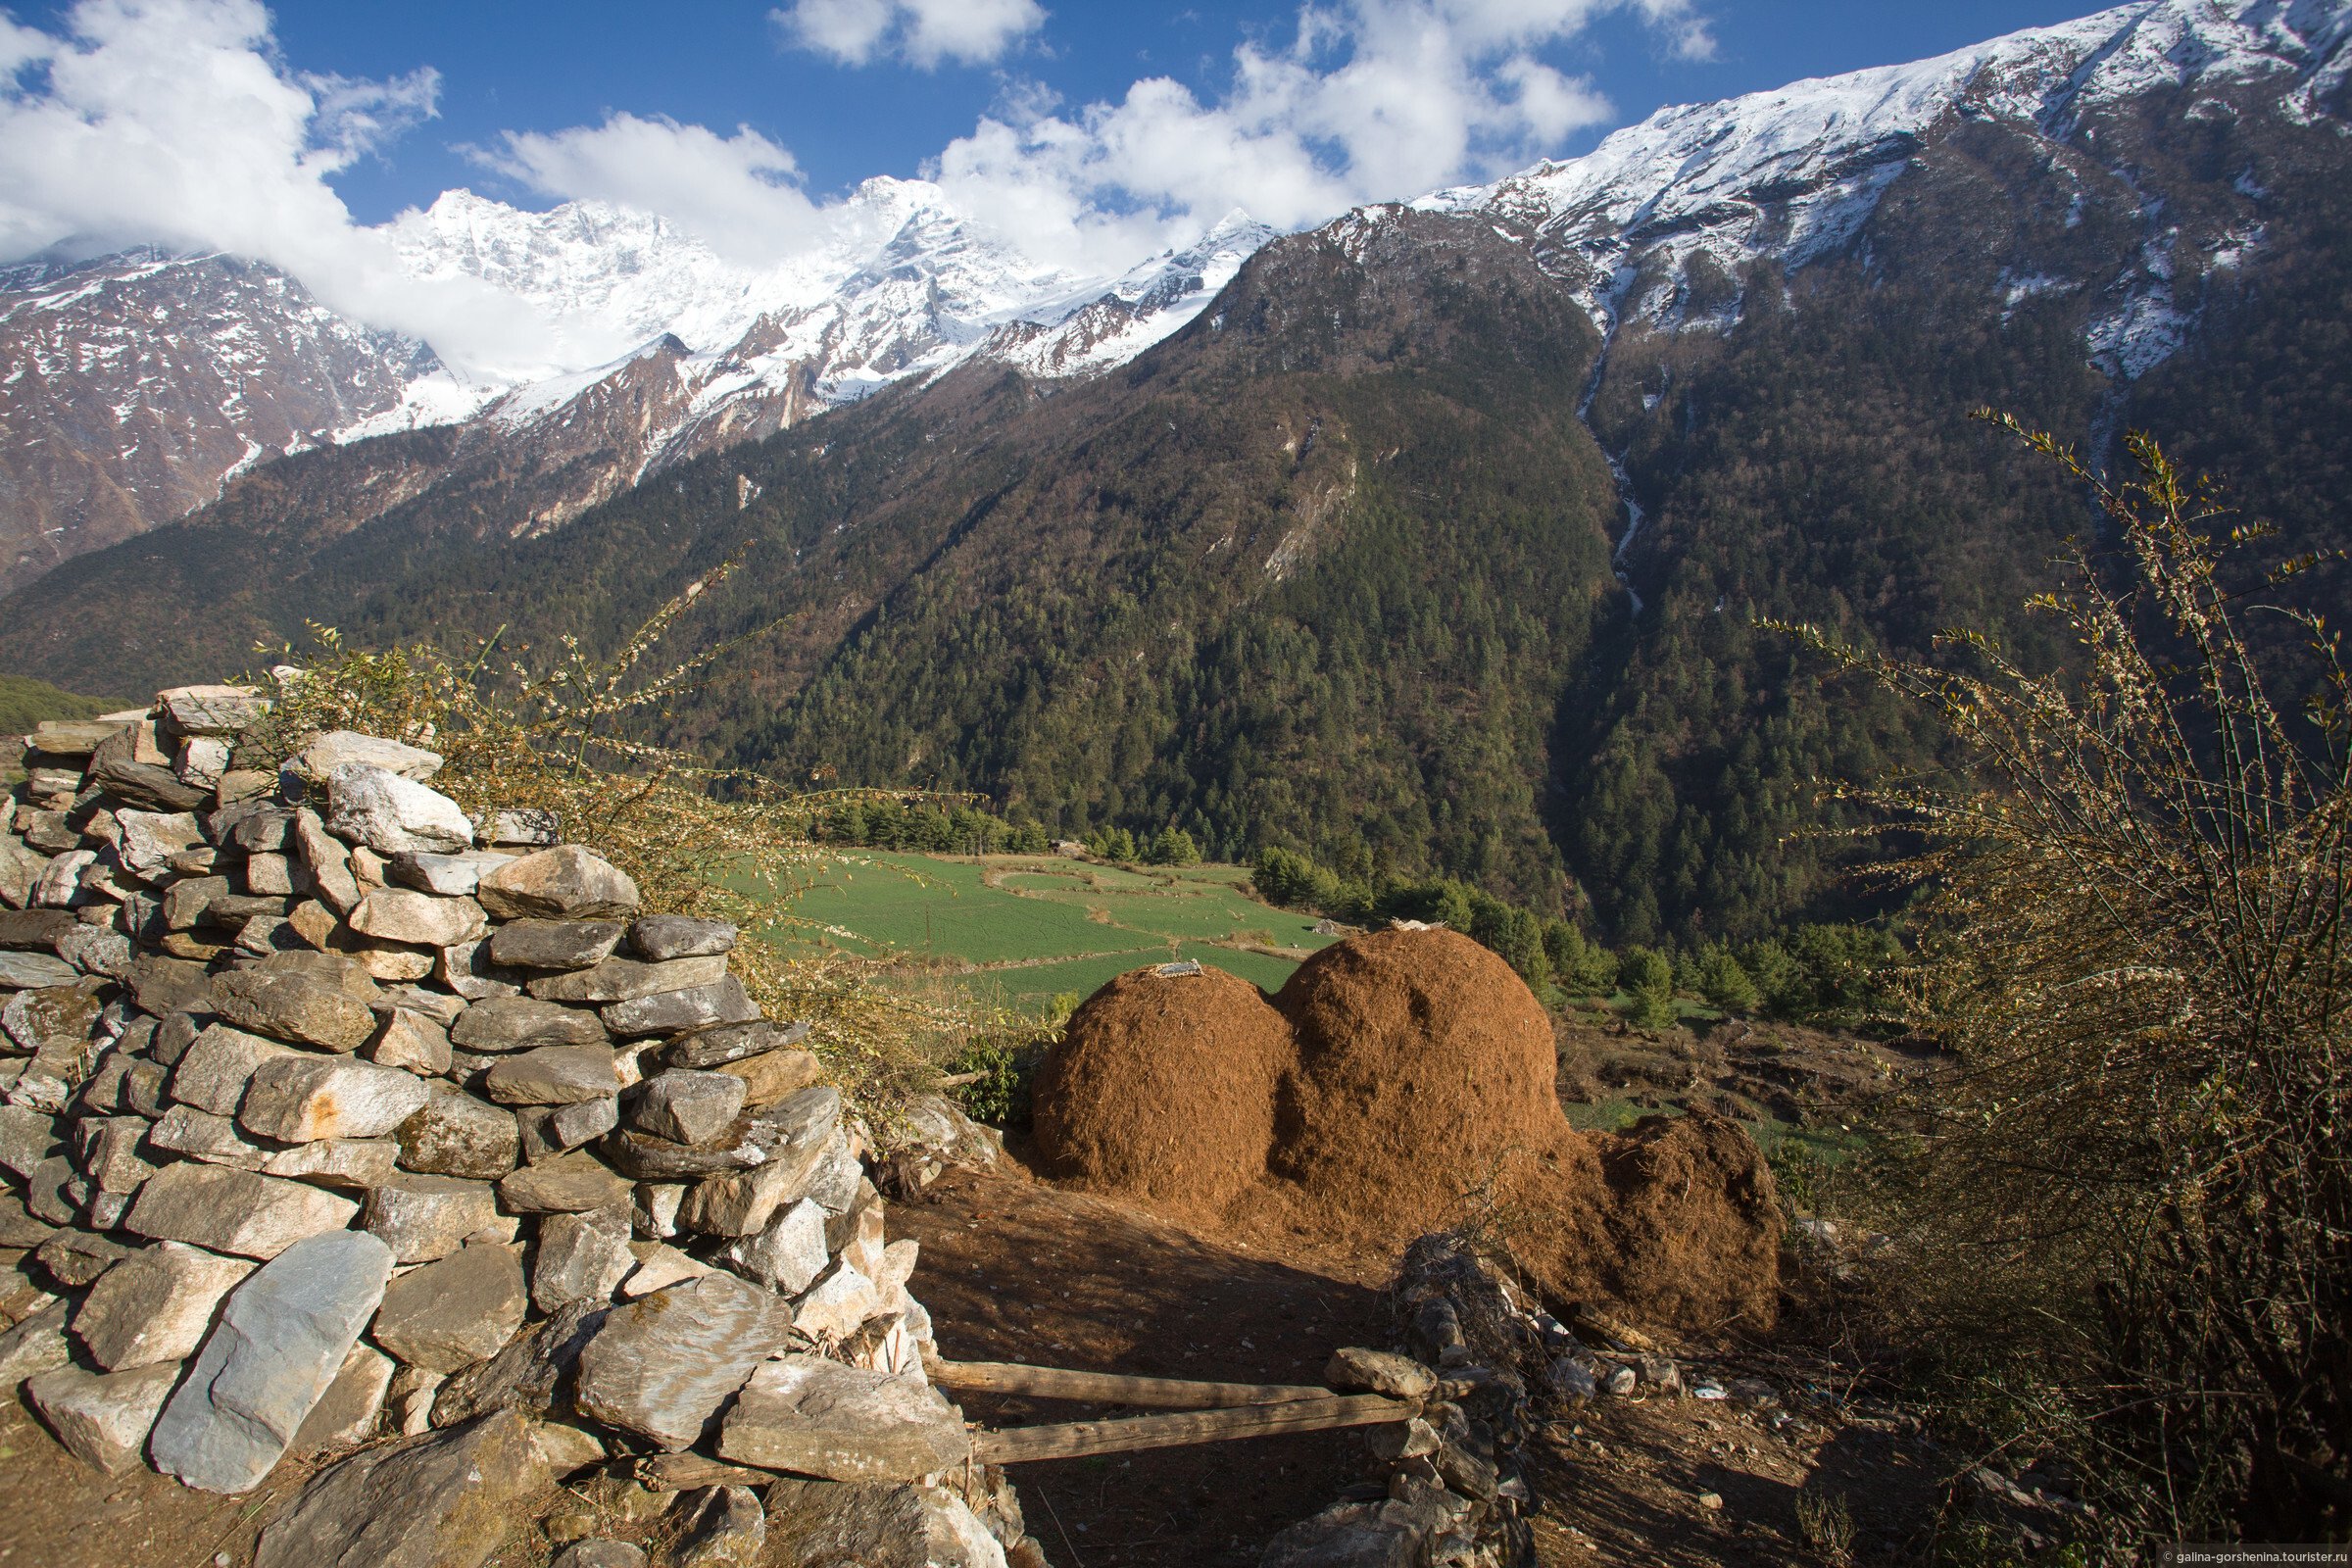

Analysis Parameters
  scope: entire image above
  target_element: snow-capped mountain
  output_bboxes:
[1420,0,2348,378]
[0,251,429,593]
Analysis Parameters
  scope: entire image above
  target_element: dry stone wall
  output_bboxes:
[0,692,1035,1567]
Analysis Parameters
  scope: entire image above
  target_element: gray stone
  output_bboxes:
[718,1198,830,1297]
[379,984,467,1026]
[324,762,474,857]
[664,1019,809,1071]
[761,1480,1009,1568]
[239,1054,432,1143]
[394,1083,520,1180]
[621,1241,710,1297]
[497,1152,631,1213]
[253,1407,551,1568]
[177,733,231,788]
[23,1154,80,1223]
[55,922,132,978]
[3,977,105,1054]
[168,1023,297,1114]
[483,1043,617,1105]
[368,1007,452,1074]
[0,949,80,990]
[673,1087,844,1236]
[805,1133,863,1214]
[347,888,487,948]
[30,849,94,906]
[122,1056,170,1117]
[229,807,296,853]
[27,717,126,757]
[530,1207,635,1312]
[674,1484,767,1568]
[793,1260,882,1343]
[476,846,640,921]
[718,1354,970,1482]
[529,954,729,1005]
[289,729,445,782]
[603,975,759,1039]
[161,873,232,931]
[0,836,45,909]
[33,1229,132,1288]
[549,1093,620,1150]
[573,1270,799,1450]
[0,907,81,950]
[427,1296,605,1428]
[148,1103,270,1169]
[630,915,738,962]
[73,1240,258,1369]
[491,919,626,971]
[624,1069,747,1147]
[90,730,211,810]
[0,1189,55,1247]
[364,1175,504,1263]
[632,1182,684,1239]
[0,1298,72,1389]
[449,995,608,1052]
[1602,1363,1638,1396]
[24,1360,180,1475]
[389,849,514,897]
[123,1161,360,1259]
[555,1543,648,1568]
[293,808,364,913]
[532,1420,607,1477]
[262,1138,401,1190]
[157,683,270,738]
[1325,1347,1438,1400]
[436,939,523,1001]
[370,1243,527,1373]
[289,1343,395,1456]
[0,1103,62,1179]
[485,808,561,847]
[213,967,377,1051]
[114,809,205,879]
[150,1229,395,1493]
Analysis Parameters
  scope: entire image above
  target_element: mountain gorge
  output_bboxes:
[2,0,2346,943]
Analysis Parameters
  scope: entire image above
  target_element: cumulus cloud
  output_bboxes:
[773,0,1048,69]
[485,115,833,265]
[0,0,558,376]
[919,0,1706,271]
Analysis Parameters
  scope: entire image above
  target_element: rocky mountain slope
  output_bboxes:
[4,0,2347,942]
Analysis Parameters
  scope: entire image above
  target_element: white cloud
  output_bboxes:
[773,0,1048,70]
[920,0,1702,271]
[486,115,832,265]
[0,0,558,377]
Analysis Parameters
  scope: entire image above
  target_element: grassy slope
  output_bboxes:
[771,853,1340,1007]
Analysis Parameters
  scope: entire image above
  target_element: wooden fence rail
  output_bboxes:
[969,1393,1418,1465]
[932,1359,1331,1410]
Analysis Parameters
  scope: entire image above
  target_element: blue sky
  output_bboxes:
[279,1,2100,222]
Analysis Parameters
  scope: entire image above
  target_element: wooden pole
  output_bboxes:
[933,1360,1332,1410]
[970,1393,1417,1465]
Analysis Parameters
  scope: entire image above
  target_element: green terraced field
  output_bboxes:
[766,853,1338,1008]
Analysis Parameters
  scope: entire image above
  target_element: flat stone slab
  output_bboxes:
[718,1353,970,1482]
[663,1018,810,1071]
[623,1068,747,1147]
[572,1270,796,1451]
[449,996,609,1052]
[490,918,626,971]
[167,1023,300,1115]
[364,1175,504,1262]
[289,730,444,782]
[529,1207,635,1313]
[253,1407,551,1568]
[370,1243,527,1373]
[483,1043,618,1105]
[602,976,759,1039]
[150,1230,394,1493]
[239,1054,431,1143]
[213,969,377,1052]
[476,848,640,921]
[717,1197,829,1297]
[25,1361,181,1475]
[324,764,475,857]
[762,1479,1009,1568]
[496,1152,631,1213]
[348,889,489,949]
[74,1240,257,1370]
[629,915,736,961]
[124,1162,361,1259]
[527,954,729,1004]
[393,1083,519,1180]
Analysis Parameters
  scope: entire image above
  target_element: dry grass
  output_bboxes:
[1783,416,2350,1543]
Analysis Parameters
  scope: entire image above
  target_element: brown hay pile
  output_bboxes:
[1031,930,1783,1334]
[1031,965,1290,1223]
